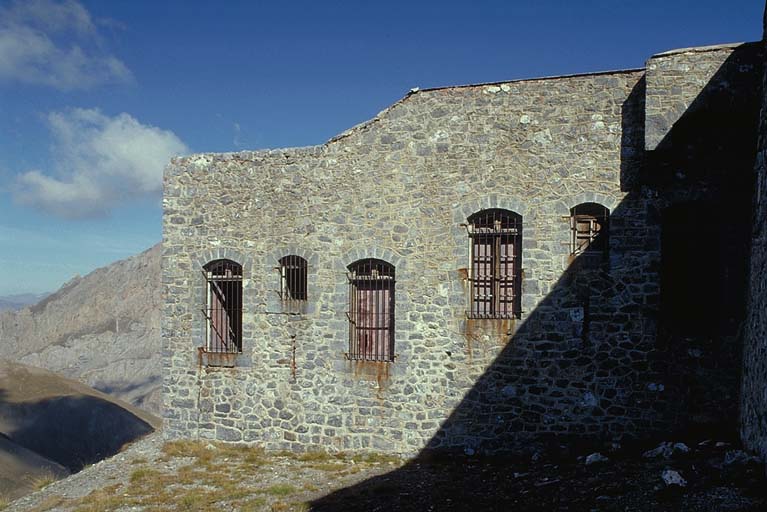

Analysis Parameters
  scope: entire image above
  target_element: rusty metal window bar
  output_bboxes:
[278,255,307,311]
[467,209,522,319]
[346,259,395,362]
[201,259,242,353]
[570,203,609,258]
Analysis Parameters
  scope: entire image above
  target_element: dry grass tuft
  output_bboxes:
[307,462,347,472]
[340,465,362,475]
[129,466,163,483]
[296,450,333,462]
[30,470,58,490]
[162,440,214,461]
[264,484,298,497]
[26,495,67,512]
[239,497,267,511]
[270,501,309,512]
[176,489,216,511]
[350,452,403,465]
[241,445,267,465]
[72,484,126,512]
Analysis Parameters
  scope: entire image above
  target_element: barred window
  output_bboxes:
[467,209,522,319]
[347,259,395,362]
[202,259,242,353]
[278,255,307,311]
[570,203,609,257]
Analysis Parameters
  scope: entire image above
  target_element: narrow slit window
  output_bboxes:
[570,203,609,258]
[279,255,307,311]
[467,209,522,319]
[347,259,395,362]
[202,259,242,353]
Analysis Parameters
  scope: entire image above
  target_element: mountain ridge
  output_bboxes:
[0,244,162,414]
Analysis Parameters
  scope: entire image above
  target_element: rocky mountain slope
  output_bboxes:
[0,244,161,414]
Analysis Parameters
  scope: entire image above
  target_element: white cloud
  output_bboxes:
[15,108,188,218]
[0,0,132,89]
[233,122,242,148]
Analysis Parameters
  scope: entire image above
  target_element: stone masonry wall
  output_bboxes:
[163,43,761,455]
[645,43,748,150]
[646,43,762,432]
[742,8,767,461]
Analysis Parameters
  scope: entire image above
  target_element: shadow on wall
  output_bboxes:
[311,44,762,510]
[648,43,761,431]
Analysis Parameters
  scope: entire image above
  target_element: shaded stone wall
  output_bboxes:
[742,7,767,460]
[646,44,762,433]
[163,43,761,454]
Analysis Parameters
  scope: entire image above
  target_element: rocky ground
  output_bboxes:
[314,439,767,511]
[3,433,765,511]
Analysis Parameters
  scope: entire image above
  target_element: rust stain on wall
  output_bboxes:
[464,317,515,341]
[199,350,237,368]
[348,359,391,395]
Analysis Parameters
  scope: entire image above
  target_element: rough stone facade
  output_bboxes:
[742,8,767,462]
[163,40,763,454]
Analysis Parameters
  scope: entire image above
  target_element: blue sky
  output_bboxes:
[0,0,764,295]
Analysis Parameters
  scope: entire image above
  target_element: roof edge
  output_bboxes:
[418,67,646,93]
[650,41,754,59]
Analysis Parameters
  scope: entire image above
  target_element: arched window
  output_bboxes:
[278,255,307,311]
[467,209,522,319]
[347,259,395,362]
[570,203,609,258]
[202,259,242,353]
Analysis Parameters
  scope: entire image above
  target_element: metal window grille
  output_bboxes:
[346,259,395,362]
[467,209,522,319]
[278,255,307,311]
[201,259,242,353]
[570,203,609,257]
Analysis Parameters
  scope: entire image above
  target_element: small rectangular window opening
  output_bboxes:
[279,255,307,312]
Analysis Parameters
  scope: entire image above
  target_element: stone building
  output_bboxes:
[163,27,765,454]
[742,7,767,464]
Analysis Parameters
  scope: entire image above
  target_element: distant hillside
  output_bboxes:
[0,360,159,501]
[0,294,49,313]
[0,433,69,502]
[0,245,161,414]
